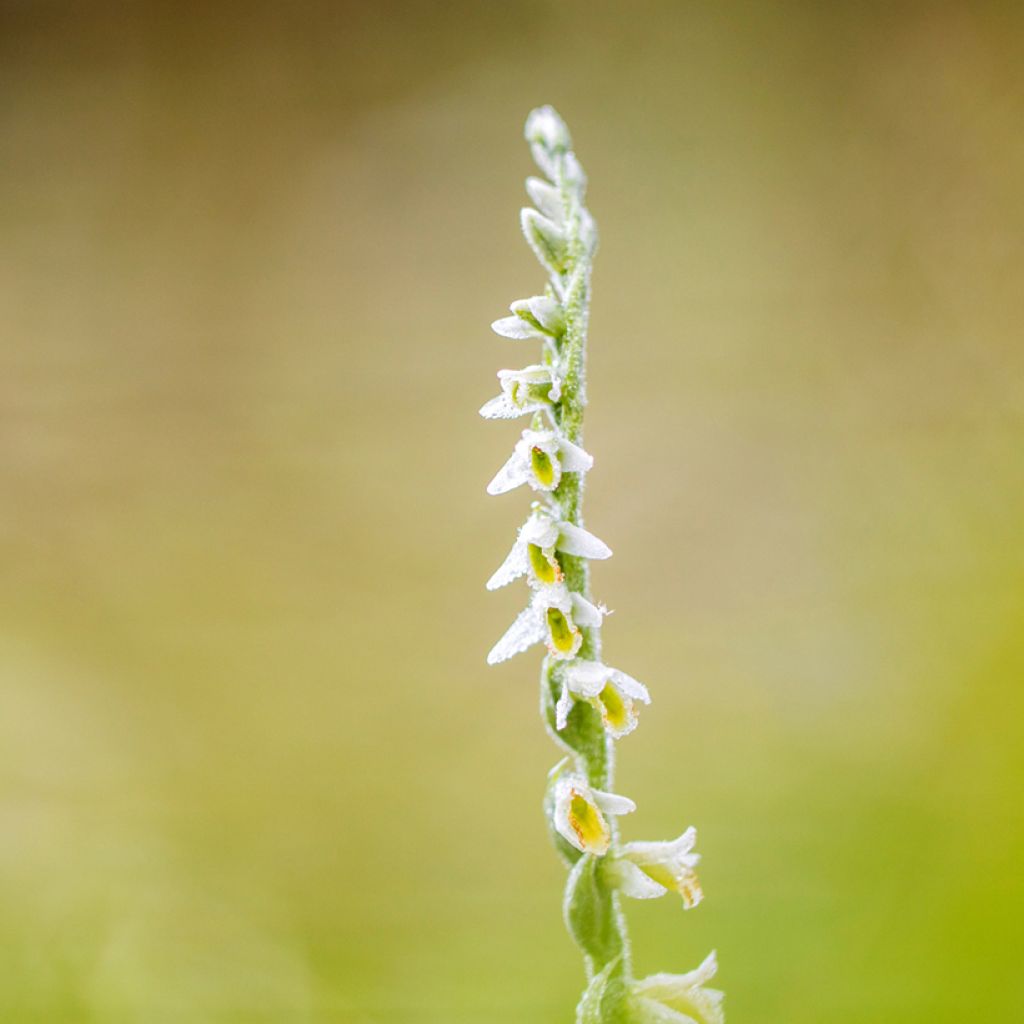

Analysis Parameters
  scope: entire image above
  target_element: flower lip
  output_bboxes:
[552,773,635,855]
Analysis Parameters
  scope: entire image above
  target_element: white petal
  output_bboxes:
[565,659,610,698]
[535,584,572,615]
[668,826,698,856]
[479,393,525,419]
[486,538,528,591]
[486,451,530,495]
[570,593,604,627]
[610,859,669,900]
[528,295,564,334]
[557,438,594,474]
[562,152,587,189]
[521,208,568,277]
[580,207,598,252]
[592,788,636,817]
[556,522,611,559]
[526,176,563,222]
[520,428,555,448]
[519,516,560,550]
[609,668,651,704]
[491,315,543,340]
[555,682,572,731]
[487,606,545,665]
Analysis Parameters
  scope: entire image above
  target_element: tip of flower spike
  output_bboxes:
[525,105,571,152]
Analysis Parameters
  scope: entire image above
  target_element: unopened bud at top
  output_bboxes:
[525,105,572,154]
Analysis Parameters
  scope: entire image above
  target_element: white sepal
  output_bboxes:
[558,438,594,474]
[552,772,635,856]
[485,535,530,591]
[511,295,565,337]
[486,447,533,495]
[633,953,724,1024]
[521,208,568,277]
[486,604,546,665]
[570,593,604,627]
[556,522,612,559]
[581,208,598,254]
[491,314,544,340]
[562,152,587,190]
[526,176,564,223]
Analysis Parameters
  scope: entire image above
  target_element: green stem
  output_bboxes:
[547,153,632,992]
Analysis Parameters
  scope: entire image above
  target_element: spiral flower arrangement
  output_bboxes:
[480,106,725,1024]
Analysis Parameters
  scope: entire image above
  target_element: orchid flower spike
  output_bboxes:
[632,952,725,1024]
[487,585,604,665]
[606,827,703,908]
[552,772,635,856]
[487,428,593,495]
[480,107,723,1019]
[555,659,650,739]
[487,506,611,590]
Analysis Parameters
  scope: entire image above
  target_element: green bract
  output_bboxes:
[480,105,723,1022]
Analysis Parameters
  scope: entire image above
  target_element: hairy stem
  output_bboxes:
[549,153,632,988]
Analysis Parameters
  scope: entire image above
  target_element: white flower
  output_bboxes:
[606,828,703,908]
[632,952,724,1024]
[479,365,561,421]
[487,585,605,665]
[491,295,564,340]
[487,507,610,590]
[555,659,650,739]
[552,773,635,856]
[487,429,593,495]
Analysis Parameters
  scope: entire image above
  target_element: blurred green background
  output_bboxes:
[2,2,1023,1021]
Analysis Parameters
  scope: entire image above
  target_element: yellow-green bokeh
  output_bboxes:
[2,2,1023,1021]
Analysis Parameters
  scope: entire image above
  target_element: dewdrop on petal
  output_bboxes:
[552,773,635,856]
[486,429,593,495]
[555,659,650,739]
[607,828,703,908]
[632,952,725,1024]
[486,506,611,590]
